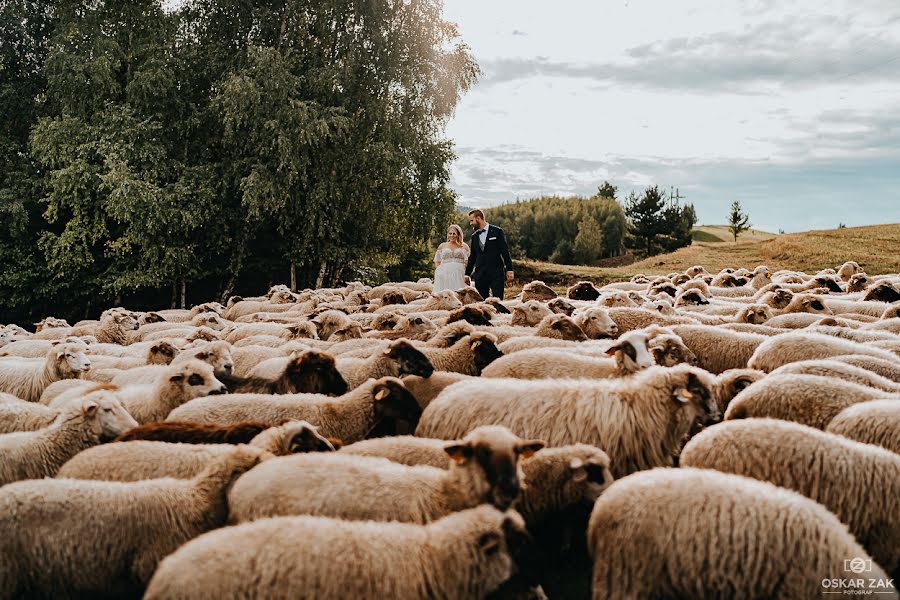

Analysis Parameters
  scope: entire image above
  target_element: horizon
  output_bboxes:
[443,0,900,233]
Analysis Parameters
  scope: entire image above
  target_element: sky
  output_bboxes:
[441,0,900,232]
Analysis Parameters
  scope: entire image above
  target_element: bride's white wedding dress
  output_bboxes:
[433,245,469,293]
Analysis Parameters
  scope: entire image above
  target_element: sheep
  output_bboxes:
[481,331,655,380]
[0,396,61,433]
[865,317,900,335]
[598,290,639,308]
[831,354,900,383]
[364,314,439,340]
[0,445,266,598]
[341,437,612,528]
[766,311,843,328]
[225,321,318,344]
[375,290,462,313]
[167,376,421,442]
[52,361,227,424]
[606,307,699,332]
[33,316,71,331]
[847,272,873,292]
[228,425,544,525]
[57,420,335,481]
[445,304,494,326]
[0,341,91,402]
[417,332,503,375]
[454,286,485,305]
[310,309,354,340]
[681,418,900,574]
[32,309,139,344]
[824,297,894,317]
[587,467,893,600]
[674,288,709,307]
[567,281,600,301]
[546,297,576,315]
[418,364,722,478]
[837,260,862,281]
[827,400,900,454]
[668,325,767,374]
[643,326,698,367]
[144,506,535,600]
[521,280,557,302]
[808,324,900,344]
[335,340,434,389]
[510,300,554,326]
[0,336,89,359]
[110,340,236,386]
[724,374,896,429]
[0,391,137,486]
[771,359,900,393]
[219,349,347,395]
[402,372,475,408]
[529,313,586,341]
[747,331,900,372]
[864,280,900,303]
[229,341,309,377]
[573,307,618,339]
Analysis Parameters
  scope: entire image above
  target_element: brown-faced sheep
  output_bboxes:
[58,420,335,481]
[228,425,544,524]
[455,286,485,305]
[418,364,721,478]
[827,400,900,454]
[724,374,896,429]
[0,446,266,598]
[747,331,900,372]
[521,280,557,302]
[417,332,503,375]
[144,507,534,600]
[681,418,900,574]
[0,392,137,486]
[167,377,421,442]
[587,467,893,600]
[510,300,554,326]
[220,349,347,395]
[547,297,576,315]
[0,341,92,402]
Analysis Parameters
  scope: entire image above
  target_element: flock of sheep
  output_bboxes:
[0,259,899,599]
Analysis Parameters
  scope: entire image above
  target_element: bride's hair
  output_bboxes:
[447,224,464,243]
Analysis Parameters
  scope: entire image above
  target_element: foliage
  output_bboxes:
[624,185,696,256]
[0,0,476,323]
[727,201,752,242]
[573,216,603,264]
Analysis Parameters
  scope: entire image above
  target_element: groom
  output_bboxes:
[465,209,514,299]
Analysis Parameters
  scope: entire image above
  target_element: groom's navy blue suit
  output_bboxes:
[465,224,513,300]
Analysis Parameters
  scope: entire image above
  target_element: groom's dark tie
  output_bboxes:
[475,228,485,250]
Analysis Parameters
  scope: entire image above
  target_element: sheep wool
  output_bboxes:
[827,400,900,455]
[748,331,900,372]
[144,507,531,600]
[684,418,900,574]
[588,467,896,600]
[0,446,266,598]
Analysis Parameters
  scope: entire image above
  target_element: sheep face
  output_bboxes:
[604,332,654,373]
[846,273,870,292]
[672,369,721,428]
[649,335,698,368]
[649,282,677,297]
[285,322,318,340]
[485,297,511,314]
[643,299,675,315]
[685,266,706,278]
[670,274,689,286]
[371,378,422,434]
[576,308,618,339]
[713,369,764,412]
[385,341,434,378]
[270,290,297,304]
[813,276,843,293]
[35,316,70,331]
[330,323,365,342]
[521,281,558,302]
[675,289,709,307]
[763,289,794,309]
[193,312,226,331]
[547,297,576,316]
[192,342,234,377]
[544,315,588,341]
[740,304,772,325]
[429,290,463,310]
[455,286,485,305]
[0,331,11,347]
[149,341,179,365]
[380,290,407,306]
[112,312,139,331]
[567,281,600,301]
[864,282,900,303]
[447,306,493,326]
[837,261,861,281]
[138,312,166,325]
[287,351,348,396]
[81,390,138,441]
[470,333,503,373]
[282,421,336,454]
[564,447,615,503]
[510,301,553,326]
[445,426,545,511]
[170,360,227,399]
[787,294,832,315]
[54,343,92,375]
[372,312,401,330]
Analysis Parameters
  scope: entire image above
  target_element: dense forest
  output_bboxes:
[0,0,477,323]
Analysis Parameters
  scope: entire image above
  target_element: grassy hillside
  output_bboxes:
[508,223,900,293]
[692,225,778,243]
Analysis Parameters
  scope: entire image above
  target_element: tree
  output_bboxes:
[661,202,697,251]
[624,186,667,256]
[573,216,603,264]
[727,201,752,242]
[549,239,574,264]
[596,181,617,199]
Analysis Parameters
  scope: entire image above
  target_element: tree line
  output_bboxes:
[458,182,697,266]
[0,0,476,323]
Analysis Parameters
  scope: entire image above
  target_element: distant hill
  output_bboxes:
[510,223,900,290]
[692,225,778,243]
[455,204,475,214]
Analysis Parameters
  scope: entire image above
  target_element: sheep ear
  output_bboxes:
[604,343,620,356]
[82,401,98,417]
[444,442,474,464]
[382,346,393,356]
[733,376,755,393]
[326,437,344,450]
[478,531,502,556]
[516,440,545,458]
[470,339,482,349]
[673,387,693,404]
[570,457,588,482]
[373,385,389,400]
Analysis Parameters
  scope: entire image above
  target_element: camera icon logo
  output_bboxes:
[844,558,872,574]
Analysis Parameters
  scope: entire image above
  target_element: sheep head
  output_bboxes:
[282,420,336,454]
[567,281,600,301]
[384,340,434,378]
[575,307,618,339]
[286,350,347,396]
[604,331,654,373]
[510,301,553,326]
[469,332,503,374]
[370,377,422,435]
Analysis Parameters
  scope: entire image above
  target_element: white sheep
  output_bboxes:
[827,400,900,454]
[747,331,900,372]
[0,341,91,402]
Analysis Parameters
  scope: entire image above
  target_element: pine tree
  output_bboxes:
[728,201,752,242]
[624,186,667,256]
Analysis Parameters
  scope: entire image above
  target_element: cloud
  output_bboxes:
[511,29,528,36]
[477,15,900,92]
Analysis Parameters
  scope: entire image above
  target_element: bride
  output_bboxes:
[433,224,470,293]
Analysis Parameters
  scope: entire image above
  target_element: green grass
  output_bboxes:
[506,223,900,294]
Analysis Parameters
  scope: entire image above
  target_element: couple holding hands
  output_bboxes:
[432,209,514,299]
